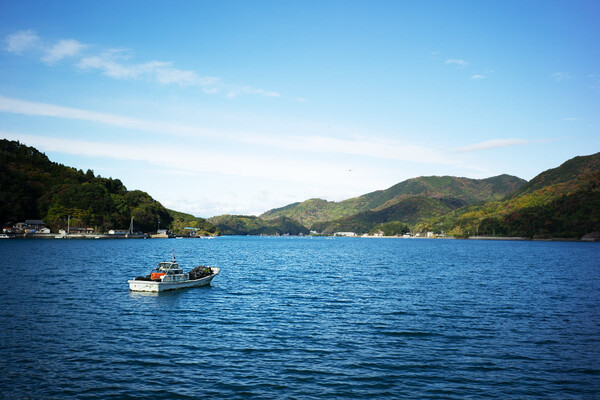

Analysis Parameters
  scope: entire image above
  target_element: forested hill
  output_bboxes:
[261,175,526,227]
[417,152,600,239]
[0,139,218,235]
[208,214,309,236]
[509,152,600,198]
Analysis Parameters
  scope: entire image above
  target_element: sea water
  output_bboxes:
[0,237,599,399]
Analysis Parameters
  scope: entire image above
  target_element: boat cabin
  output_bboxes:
[152,261,189,282]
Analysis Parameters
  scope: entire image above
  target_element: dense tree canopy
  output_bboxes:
[0,139,188,233]
[208,215,308,236]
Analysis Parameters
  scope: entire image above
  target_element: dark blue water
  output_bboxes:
[1,237,599,399]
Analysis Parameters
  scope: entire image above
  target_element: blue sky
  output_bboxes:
[1,1,599,217]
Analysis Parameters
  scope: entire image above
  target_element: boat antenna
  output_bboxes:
[172,248,176,263]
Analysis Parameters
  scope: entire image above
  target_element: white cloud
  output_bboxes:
[240,133,451,165]
[5,30,40,54]
[225,86,280,98]
[552,72,571,81]
[445,59,469,68]
[0,95,448,164]
[42,39,87,64]
[77,51,217,87]
[5,30,279,98]
[76,50,279,96]
[455,138,531,152]
[0,95,221,138]
[78,53,143,79]
[471,68,495,80]
[155,66,217,86]
[0,131,392,190]
[0,96,445,163]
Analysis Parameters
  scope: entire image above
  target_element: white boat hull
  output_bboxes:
[128,268,219,292]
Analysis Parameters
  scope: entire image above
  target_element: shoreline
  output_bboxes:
[1,233,149,239]
[355,235,600,242]
[1,233,598,242]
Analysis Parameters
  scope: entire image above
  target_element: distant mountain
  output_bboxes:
[0,139,218,234]
[311,196,457,235]
[261,175,526,227]
[417,152,600,239]
[208,215,309,236]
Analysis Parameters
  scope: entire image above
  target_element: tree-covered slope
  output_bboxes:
[208,214,309,236]
[261,198,368,227]
[0,139,217,234]
[509,152,600,198]
[362,174,526,210]
[261,175,525,226]
[310,196,456,235]
[417,152,600,239]
[168,209,220,236]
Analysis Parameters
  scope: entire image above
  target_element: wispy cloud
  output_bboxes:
[455,138,532,152]
[5,30,40,54]
[240,134,451,165]
[42,39,87,64]
[0,95,216,137]
[0,131,391,190]
[440,55,494,80]
[471,68,495,80]
[445,59,469,68]
[588,74,600,89]
[552,72,571,82]
[77,50,218,87]
[4,30,280,98]
[226,86,280,98]
[0,95,457,167]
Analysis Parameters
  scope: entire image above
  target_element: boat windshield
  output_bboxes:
[158,262,178,269]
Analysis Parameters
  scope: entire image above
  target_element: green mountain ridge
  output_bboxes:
[259,154,599,239]
[417,152,600,239]
[261,174,526,227]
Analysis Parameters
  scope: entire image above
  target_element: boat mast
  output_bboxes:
[129,216,134,234]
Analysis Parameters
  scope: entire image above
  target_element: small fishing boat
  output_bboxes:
[128,251,219,292]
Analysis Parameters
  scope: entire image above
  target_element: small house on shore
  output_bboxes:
[7,220,48,233]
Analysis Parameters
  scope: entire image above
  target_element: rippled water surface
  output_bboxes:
[1,237,599,399]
